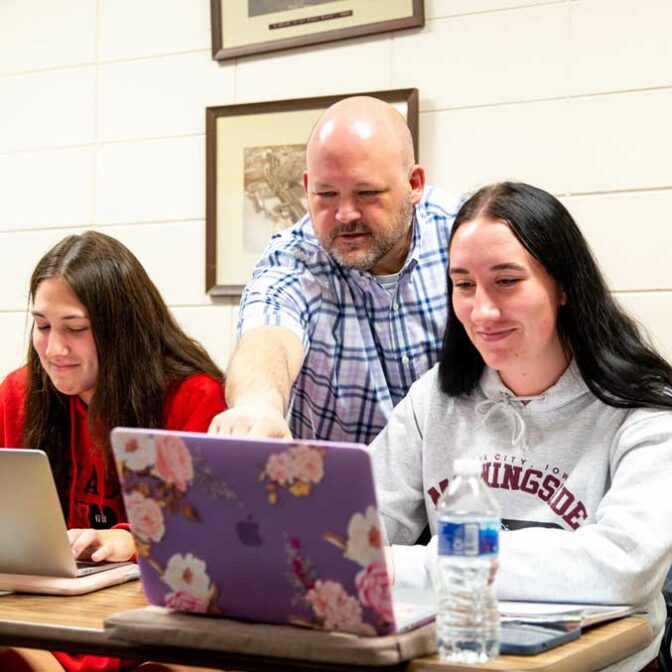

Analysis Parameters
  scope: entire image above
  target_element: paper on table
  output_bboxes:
[499,601,636,627]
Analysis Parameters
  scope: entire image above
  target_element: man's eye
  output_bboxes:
[316,191,336,198]
[35,324,50,331]
[453,282,473,290]
[359,191,380,197]
[497,278,521,287]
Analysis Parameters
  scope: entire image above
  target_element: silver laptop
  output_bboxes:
[0,448,132,578]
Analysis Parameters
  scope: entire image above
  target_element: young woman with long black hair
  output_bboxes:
[371,182,672,670]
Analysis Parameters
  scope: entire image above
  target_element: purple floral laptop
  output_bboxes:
[111,428,433,636]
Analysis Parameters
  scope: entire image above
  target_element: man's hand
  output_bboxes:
[67,528,135,563]
[208,402,292,439]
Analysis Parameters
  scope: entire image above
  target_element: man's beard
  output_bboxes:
[321,193,414,272]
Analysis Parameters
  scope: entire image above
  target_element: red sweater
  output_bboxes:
[0,366,226,672]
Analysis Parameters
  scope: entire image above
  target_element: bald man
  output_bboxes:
[209,96,461,442]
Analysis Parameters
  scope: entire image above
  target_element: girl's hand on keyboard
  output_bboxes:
[67,527,135,562]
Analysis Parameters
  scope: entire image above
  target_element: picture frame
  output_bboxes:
[210,0,424,62]
[206,87,418,296]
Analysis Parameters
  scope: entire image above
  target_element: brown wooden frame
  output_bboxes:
[210,0,424,62]
[206,87,419,296]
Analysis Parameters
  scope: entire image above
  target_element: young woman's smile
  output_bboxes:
[449,216,568,395]
[31,277,98,404]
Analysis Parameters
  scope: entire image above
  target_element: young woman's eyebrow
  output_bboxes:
[31,311,88,320]
[490,262,526,272]
[449,262,526,275]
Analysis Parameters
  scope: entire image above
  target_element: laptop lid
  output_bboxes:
[0,449,81,577]
[112,428,424,636]
[0,448,133,580]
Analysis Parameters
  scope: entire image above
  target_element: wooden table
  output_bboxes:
[410,617,653,671]
[0,583,654,671]
[0,582,147,658]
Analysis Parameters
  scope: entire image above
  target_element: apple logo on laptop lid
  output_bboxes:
[236,514,264,547]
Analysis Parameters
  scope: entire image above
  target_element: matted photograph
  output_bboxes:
[206,88,418,296]
[210,0,424,61]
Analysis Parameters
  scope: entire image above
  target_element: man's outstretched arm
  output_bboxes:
[208,325,305,438]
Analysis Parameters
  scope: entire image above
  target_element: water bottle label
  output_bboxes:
[438,519,499,557]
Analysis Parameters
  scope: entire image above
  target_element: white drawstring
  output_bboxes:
[476,391,547,448]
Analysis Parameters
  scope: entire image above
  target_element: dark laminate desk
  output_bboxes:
[0,581,654,672]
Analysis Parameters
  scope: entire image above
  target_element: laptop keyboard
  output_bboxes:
[75,560,129,576]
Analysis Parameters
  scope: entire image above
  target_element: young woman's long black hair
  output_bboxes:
[439,182,672,409]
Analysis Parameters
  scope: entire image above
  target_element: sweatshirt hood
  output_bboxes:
[476,360,590,449]
[479,359,589,410]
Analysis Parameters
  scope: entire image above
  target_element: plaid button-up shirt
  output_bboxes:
[238,186,462,444]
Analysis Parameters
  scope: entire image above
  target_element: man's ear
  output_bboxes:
[302,171,309,192]
[409,165,426,204]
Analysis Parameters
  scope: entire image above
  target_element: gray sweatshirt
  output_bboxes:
[370,361,672,671]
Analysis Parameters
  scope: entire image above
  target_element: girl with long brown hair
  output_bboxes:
[0,231,226,672]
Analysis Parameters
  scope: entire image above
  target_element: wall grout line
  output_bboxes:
[0,50,212,80]
[0,133,205,157]
[426,1,569,22]
[563,186,672,198]
[1,86,669,159]
[0,302,240,316]
[2,182,672,238]
[0,220,205,236]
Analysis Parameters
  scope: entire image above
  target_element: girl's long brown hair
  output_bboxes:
[23,232,224,509]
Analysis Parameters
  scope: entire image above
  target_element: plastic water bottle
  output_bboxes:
[436,458,501,663]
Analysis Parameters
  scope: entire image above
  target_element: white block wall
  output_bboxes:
[1,0,670,381]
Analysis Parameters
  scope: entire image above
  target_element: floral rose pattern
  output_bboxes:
[309,506,393,633]
[344,505,383,568]
[162,552,214,605]
[125,490,165,543]
[111,433,232,615]
[265,451,294,486]
[285,535,317,598]
[164,589,209,613]
[117,435,157,471]
[306,580,370,634]
[116,435,391,631]
[355,560,394,622]
[261,444,325,504]
[116,433,199,555]
[285,534,381,636]
[154,434,194,491]
[290,444,324,483]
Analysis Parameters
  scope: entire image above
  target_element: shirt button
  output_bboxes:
[392,301,399,311]
[401,355,410,365]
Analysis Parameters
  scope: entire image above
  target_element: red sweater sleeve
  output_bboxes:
[0,367,28,448]
[163,373,226,433]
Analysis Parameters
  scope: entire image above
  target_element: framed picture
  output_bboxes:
[206,87,418,296]
[210,0,424,61]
